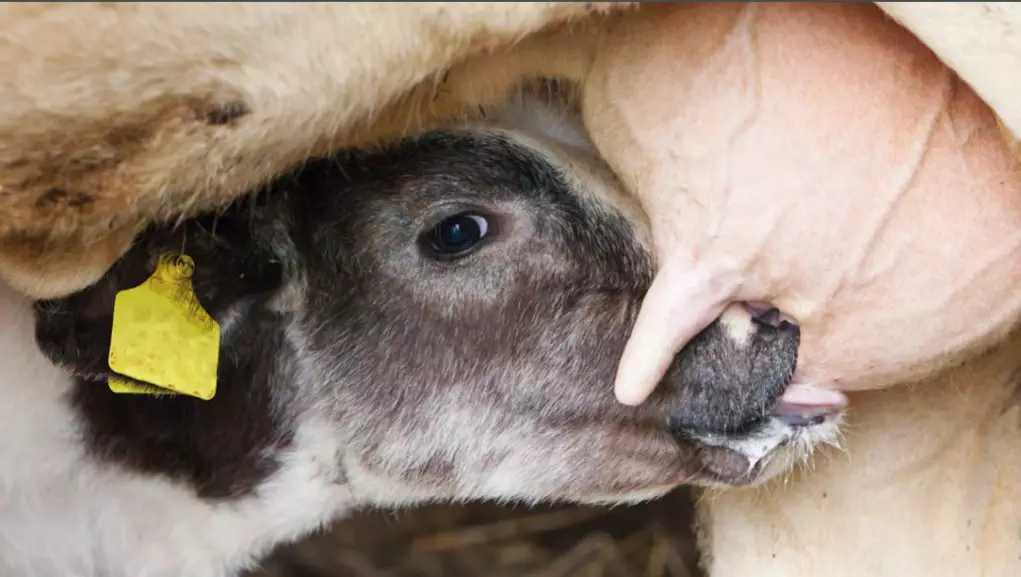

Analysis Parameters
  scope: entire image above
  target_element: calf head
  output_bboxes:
[34,100,837,508]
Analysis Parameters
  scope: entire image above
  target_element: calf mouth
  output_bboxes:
[685,382,849,487]
[750,304,848,466]
[658,410,845,489]
[740,302,850,415]
[741,302,848,428]
[667,304,850,485]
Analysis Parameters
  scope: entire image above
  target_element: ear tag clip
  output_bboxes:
[108,253,221,400]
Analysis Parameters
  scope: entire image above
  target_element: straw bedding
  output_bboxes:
[247,488,702,577]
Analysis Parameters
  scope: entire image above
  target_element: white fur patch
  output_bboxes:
[718,304,755,348]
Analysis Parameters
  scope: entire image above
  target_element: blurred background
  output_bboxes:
[247,488,701,577]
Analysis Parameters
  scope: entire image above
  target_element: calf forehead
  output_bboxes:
[335,131,618,229]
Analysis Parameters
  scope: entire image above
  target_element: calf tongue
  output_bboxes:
[772,384,848,426]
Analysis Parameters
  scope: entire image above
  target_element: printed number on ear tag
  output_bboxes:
[108,253,221,400]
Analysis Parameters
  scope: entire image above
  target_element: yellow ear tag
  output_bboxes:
[107,253,220,400]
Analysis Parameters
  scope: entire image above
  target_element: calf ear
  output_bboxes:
[34,209,285,380]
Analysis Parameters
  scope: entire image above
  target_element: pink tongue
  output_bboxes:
[774,384,848,418]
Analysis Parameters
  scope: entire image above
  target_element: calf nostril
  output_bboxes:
[751,306,782,328]
[744,303,799,330]
[776,319,796,333]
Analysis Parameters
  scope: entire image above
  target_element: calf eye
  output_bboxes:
[426,212,490,258]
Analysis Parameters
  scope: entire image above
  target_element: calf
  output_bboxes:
[1,94,840,577]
